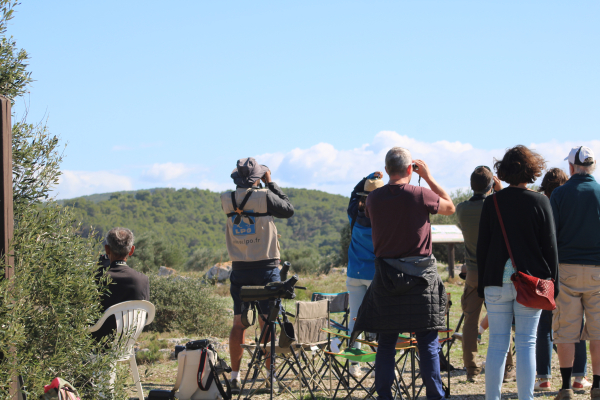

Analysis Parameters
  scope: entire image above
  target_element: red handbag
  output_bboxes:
[493,194,556,311]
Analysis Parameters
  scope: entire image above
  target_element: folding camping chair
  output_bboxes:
[322,328,418,400]
[311,292,350,335]
[240,300,331,399]
[277,300,332,398]
[322,329,378,400]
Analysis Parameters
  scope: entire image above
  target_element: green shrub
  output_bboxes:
[135,334,168,364]
[281,247,337,275]
[128,231,186,273]
[147,275,230,337]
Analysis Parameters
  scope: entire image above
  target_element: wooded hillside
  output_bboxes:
[63,187,349,258]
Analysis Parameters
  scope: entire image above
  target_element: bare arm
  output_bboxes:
[413,159,455,216]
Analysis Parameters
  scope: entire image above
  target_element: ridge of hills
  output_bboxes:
[62,187,350,261]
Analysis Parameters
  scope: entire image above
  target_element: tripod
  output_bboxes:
[238,298,316,400]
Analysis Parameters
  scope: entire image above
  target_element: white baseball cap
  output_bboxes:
[565,146,595,166]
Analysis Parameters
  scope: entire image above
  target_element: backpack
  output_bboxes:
[173,340,232,400]
[40,378,80,400]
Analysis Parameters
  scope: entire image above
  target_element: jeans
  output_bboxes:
[485,283,541,400]
[536,309,587,378]
[375,330,445,400]
[346,277,372,349]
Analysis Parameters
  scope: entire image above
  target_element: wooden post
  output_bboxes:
[0,96,17,397]
[0,96,13,278]
[447,243,455,279]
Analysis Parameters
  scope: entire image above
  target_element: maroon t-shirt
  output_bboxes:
[365,184,440,258]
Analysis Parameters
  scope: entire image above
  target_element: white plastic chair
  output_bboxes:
[89,300,155,400]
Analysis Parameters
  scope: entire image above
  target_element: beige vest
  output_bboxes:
[221,188,280,262]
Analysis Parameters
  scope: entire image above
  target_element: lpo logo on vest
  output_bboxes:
[232,210,256,236]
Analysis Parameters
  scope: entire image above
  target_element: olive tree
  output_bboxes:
[0,2,124,398]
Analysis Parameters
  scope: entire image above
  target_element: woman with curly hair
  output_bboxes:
[477,145,559,400]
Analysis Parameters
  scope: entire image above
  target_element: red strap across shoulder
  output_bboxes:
[493,194,517,269]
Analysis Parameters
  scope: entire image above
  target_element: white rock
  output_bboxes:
[205,262,232,282]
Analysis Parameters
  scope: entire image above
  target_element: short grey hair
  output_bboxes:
[385,147,412,176]
[106,227,135,258]
[571,160,597,176]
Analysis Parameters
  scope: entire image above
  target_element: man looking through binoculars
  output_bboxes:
[221,157,294,392]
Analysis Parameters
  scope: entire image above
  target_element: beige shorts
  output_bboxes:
[553,263,600,343]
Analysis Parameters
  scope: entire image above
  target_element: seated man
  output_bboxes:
[92,227,150,342]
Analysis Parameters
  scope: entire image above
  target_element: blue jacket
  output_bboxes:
[347,177,376,280]
[551,174,600,265]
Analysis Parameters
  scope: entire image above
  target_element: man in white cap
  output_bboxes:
[551,146,600,400]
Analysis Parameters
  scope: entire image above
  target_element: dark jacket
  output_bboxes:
[476,187,559,299]
[550,174,600,265]
[93,260,150,341]
[352,256,447,338]
[264,182,294,218]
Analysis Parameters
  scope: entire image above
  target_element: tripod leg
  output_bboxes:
[239,324,269,400]
[270,321,275,400]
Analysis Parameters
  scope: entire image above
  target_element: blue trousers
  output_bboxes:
[375,330,446,400]
[485,283,541,400]
[536,309,587,378]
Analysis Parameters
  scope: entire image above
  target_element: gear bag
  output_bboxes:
[173,340,232,400]
[40,378,80,400]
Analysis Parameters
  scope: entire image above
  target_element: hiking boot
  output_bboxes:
[535,379,552,392]
[230,378,241,394]
[503,365,516,383]
[573,377,592,389]
[591,388,600,400]
[554,388,574,400]
[466,367,481,383]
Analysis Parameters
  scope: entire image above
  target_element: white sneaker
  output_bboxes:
[573,377,592,389]
[349,364,363,378]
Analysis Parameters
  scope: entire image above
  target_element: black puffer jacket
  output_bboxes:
[352,258,447,337]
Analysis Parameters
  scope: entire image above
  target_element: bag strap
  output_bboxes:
[227,191,271,224]
[197,348,214,391]
[207,354,232,400]
[493,194,517,268]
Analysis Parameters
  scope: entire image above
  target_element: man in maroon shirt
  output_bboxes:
[354,146,455,400]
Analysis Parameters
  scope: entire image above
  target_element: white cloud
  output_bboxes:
[55,133,600,200]
[257,131,600,195]
[56,170,133,199]
[141,162,199,182]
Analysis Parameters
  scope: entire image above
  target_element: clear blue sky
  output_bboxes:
[9,1,600,198]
